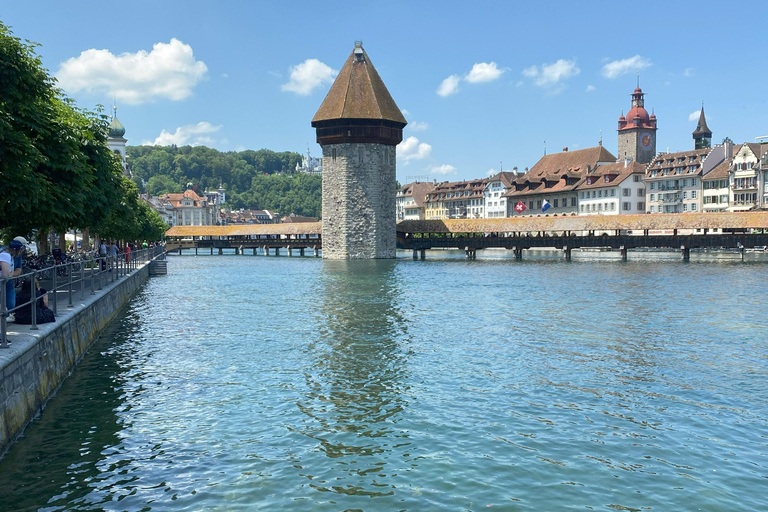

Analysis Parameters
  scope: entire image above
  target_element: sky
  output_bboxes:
[3,0,767,183]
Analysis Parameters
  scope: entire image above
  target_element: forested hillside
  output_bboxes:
[127,145,321,218]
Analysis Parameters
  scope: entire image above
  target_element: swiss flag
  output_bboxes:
[514,201,527,213]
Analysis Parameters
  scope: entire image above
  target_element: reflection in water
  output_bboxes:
[295,260,411,497]
[0,301,147,511]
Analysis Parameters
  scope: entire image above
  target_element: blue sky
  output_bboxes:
[3,0,767,182]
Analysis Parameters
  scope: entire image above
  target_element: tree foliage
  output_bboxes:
[0,22,167,244]
[128,145,321,217]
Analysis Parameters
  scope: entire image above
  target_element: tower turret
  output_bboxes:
[312,42,407,259]
[617,86,657,164]
[107,105,129,176]
[692,106,712,149]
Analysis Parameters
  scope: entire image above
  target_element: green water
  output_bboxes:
[1,254,766,511]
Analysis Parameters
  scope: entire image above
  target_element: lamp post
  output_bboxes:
[757,136,768,209]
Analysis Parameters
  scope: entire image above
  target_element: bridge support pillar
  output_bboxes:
[300,248,305,257]
[413,249,418,260]
[513,247,523,260]
[420,249,426,260]
[264,247,269,256]
[465,247,476,259]
[218,248,223,255]
[275,248,280,256]
[563,246,571,260]
[681,245,690,262]
[195,247,198,255]
[253,248,256,255]
[620,246,628,261]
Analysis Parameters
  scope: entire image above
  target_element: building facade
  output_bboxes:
[396,181,435,221]
[577,160,646,215]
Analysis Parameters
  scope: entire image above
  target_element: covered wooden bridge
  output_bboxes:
[396,212,768,260]
[165,223,322,256]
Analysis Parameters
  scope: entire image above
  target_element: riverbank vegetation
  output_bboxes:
[0,22,168,247]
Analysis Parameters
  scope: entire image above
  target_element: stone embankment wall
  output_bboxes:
[0,264,150,456]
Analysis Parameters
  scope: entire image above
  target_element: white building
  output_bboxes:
[295,147,322,175]
[577,160,646,215]
[729,143,765,211]
[107,105,129,176]
[484,171,516,218]
[396,181,435,220]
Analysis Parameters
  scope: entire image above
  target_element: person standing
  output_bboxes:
[99,239,107,270]
[1,239,25,314]
[108,240,118,271]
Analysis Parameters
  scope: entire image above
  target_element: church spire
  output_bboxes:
[693,104,712,149]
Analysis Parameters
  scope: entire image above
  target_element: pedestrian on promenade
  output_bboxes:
[1,239,26,314]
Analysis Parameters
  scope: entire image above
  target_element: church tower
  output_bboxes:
[312,42,407,259]
[107,105,129,176]
[692,106,712,149]
[617,86,657,164]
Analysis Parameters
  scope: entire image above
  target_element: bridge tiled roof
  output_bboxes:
[166,223,322,238]
[397,212,768,233]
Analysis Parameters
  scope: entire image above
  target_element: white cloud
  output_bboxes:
[438,62,505,96]
[689,110,702,122]
[486,168,497,177]
[431,164,457,175]
[684,68,696,77]
[397,136,432,162]
[407,121,429,131]
[523,59,580,89]
[601,55,652,79]
[56,38,208,105]
[281,59,336,95]
[466,62,504,83]
[144,122,223,147]
[586,85,596,92]
[437,74,461,97]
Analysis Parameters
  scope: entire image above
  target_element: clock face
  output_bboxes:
[641,132,652,148]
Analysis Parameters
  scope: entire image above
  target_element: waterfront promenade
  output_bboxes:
[0,248,165,455]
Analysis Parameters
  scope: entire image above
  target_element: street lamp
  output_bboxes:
[757,136,768,209]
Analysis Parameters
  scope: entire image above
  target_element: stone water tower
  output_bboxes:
[312,42,407,259]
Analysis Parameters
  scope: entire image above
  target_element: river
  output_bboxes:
[1,252,766,511]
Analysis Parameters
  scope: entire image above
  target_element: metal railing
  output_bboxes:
[1,246,166,348]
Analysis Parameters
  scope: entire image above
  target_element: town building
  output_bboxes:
[484,171,517,218]
[645,148,712,213]
[312,42,406,259]
[295,147,323,175]
[728,143,766,211]
[577,160,646,215]
[702,156,732,213]
[424,179,488,220]
[505,145,616,216]
[156,188,217,226]
[107,105,129,176]
[617,86,657,164]
[220,209,280,224]
[396,181,435,220]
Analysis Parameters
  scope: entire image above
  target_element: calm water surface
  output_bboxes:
[1,253,767,511]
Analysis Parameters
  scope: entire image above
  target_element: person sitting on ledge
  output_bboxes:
[13,277,55,324]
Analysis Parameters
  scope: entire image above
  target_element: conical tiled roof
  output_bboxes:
[693,107,712,137]
[312,43,406,125]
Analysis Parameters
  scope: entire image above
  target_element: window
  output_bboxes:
[604,175,610,183]
[650,182,657,190]
[691,190,697,199]
[571,197,577,207]
[650,193,655,201]
[638,188,645,197]
[598,190,602,198]
[622,188,631,196]
[611,189,616,197]
[634,175,641,182]
[637,202,645,210]
[537,200,542,209]
[581,192,585,199]
[683,191,688,199]
[553,199,559,207]
[683,203,688,212]
[692,179,697,186]
[622,202,630,211]
[580,205,585,213]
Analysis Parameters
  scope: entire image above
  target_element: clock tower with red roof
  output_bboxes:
[617,86,657,164]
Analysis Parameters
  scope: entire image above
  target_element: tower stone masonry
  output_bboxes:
[312,42,407,259]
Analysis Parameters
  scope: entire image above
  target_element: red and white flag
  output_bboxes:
[514,201,527,213]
